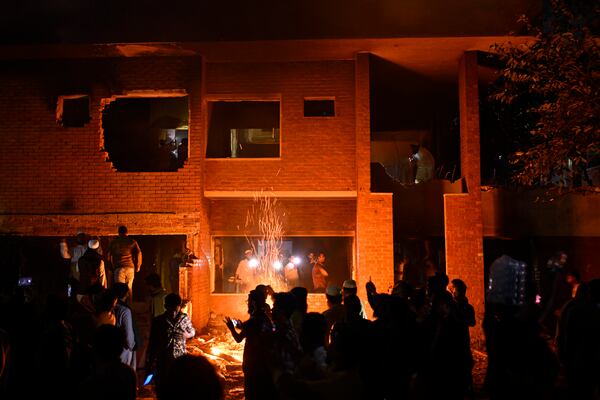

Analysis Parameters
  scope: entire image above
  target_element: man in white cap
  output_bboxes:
[78,238,107,293]
[235,249,255,293]
[343,279,367,319]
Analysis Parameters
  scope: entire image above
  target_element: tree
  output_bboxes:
[489,0,600,187]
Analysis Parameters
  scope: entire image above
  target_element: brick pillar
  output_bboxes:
[185,232,211,330]
[355,53,394,315]
[444,51,485,346]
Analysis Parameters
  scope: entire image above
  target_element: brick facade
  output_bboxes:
[0,47,488,330]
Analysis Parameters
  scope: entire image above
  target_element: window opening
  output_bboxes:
[57,95,90,127]
[206,101,280,158]
[102,96,189,172]
[304,99,335,117]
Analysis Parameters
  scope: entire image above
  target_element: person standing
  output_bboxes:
[112,283,139,371]
[284,256,300,289]
[78,239,107,293]
[236,249,255,293]
[108,226,142,296]
[312,253,329,293]
[225,289,275,400]
[145,273,168,318]
[146,293,195,386]
[60,231,88,281]
[322,285,344,345]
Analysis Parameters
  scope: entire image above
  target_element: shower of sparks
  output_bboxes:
[244,191,287,292]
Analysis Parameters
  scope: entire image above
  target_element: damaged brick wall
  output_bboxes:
[0,57,203,216]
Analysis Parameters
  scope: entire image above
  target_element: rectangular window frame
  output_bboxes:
[204,94,283,161]
[303,96,336,118]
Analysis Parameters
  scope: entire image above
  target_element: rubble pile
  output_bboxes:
[188,314,245,400]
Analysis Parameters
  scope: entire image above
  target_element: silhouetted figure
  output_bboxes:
[176,139,188,168]
[225,289,275,400]
[322,285,344,346]
[93,289,117,327]
[107,226,142,296]
[112,283,138,370]
[146,293,195,387]
[370,293,417,400]
[290,287,308,339]
[78,239,107,293]
[78,324,137,400]
[450,278,476,328]
[539,251,569,333]
[145,273,167,318]
[156,354,223,400]
[559,279,600,399]
[484,304,558,400]
[418,291,472,400]
[36,295,74,400]
[298,313,328,379]
[329,294,374,398]
[343,279,367,319]
[272,292,302,382]
[564,269,581,299]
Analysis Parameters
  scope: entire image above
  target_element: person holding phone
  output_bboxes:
[224,289,275,400]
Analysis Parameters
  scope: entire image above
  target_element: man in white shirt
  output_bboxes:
[236,249,255,293]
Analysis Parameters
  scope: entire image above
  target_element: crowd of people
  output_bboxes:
[0,227,200,400]
[1,240,599,400]
[234,249,331,292]
[223,266,600,400]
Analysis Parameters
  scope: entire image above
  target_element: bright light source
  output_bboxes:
[249,258,259,268]
[292,256,301,265]
[273,260,283,270]
[211,347,221,356]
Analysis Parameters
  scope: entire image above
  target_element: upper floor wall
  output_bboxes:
[203,61,357,192]
[0,56,359,215]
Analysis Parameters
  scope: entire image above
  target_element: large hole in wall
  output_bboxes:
[213,236,353,293]
[102,96,189,172]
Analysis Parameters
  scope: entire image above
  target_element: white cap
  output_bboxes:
[88,239,100,250]
[342,279,357,290]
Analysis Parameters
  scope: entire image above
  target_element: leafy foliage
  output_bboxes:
[489,0,600,187]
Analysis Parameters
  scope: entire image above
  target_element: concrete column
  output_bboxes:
[444,51,485,345]
[355,53,394,311]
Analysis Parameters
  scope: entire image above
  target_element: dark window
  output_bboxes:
[206,101,280,158]
[102,96,189,172]
[58,96,90,127]
[304,99,335,117]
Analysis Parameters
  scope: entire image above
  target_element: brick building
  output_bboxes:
[1,2,598,339]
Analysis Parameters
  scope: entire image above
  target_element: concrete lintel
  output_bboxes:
[204,190,357,199]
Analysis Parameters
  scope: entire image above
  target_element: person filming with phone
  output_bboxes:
[224,289,275,400]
